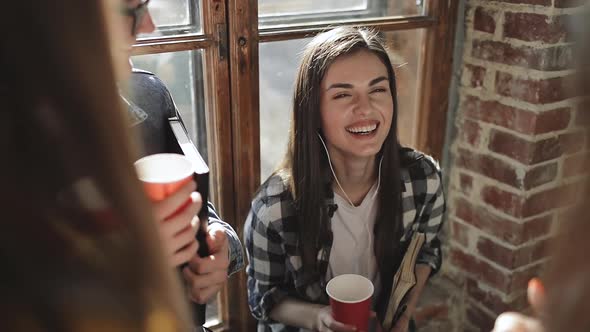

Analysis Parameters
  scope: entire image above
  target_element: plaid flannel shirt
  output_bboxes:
[244,150,445,332]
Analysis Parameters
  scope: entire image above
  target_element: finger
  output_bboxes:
[190,191,203,217]
[318,320,334,332]
[206,224,227,251]
[328,320,357,332]
[190,283,223,305]
[183,268,227,290]
[182,267,224,304]
[171,240,198,267]
[187,251,229,275]
[170,226,198,254]
[527,278,546,316]
[152,181,197,220]
[159,201,200,238]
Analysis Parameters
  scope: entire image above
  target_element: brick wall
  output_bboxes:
[444,0,587,331]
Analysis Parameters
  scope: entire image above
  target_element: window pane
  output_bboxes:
[138,0,201,37]
[259,29,425,180]
[259,0,426,28]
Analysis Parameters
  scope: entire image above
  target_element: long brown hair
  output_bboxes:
[277,27,404,299]
[0,0,190,330]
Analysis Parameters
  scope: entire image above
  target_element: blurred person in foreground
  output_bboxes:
[116,0,244,311]
[0,0,192,330]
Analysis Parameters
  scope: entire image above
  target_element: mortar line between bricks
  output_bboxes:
[455,161,582,199]
[456,245,548,277]
[462,56,576,79]
[479,121,574,142]
[469,0,581,15]
[460,88,580,113]
[451,217,553,250]
[471,30,576,49]
[453,140,565,171]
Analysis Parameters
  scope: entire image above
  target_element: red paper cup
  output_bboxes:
[135,154,194,216]
[326,274,374,332]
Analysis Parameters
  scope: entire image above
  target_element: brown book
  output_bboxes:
[382,232,426,331]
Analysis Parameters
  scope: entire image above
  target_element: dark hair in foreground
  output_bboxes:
[0,1,190,330]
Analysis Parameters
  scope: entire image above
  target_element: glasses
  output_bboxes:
[120,0,151,35]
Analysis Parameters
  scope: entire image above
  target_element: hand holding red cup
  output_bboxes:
[326,274,374,332]
[135,153,201,267]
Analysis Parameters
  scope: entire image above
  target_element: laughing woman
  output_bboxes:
[244,27,446,332]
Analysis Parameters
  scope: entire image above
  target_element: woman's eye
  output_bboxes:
[371,88,387,94]
[334,93,350,99]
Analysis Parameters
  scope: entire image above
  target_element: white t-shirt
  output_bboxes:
[326,183,381,293]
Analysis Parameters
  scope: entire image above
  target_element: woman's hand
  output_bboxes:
[152,180,202,267]
[492,278,546,332]
[314,306,358,332]
[493,312,544,332]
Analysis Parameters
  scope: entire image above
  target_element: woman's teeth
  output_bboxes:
[346,124,377,134]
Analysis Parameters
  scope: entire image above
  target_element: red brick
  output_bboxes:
[451,248,510,291]
[457,148,521,188]
[459,119,482,147]
[477,237,549,269]
[463,96,571,134]
[575,102,590,126]
[523,183,583,217]
[535,108,572,133]
[495,0,550,4]
[465,64,486,88]
[504,13,570,43]
[454,198,552,245]
[474,7,497,33]
[451,219,470,248]
[466,304,496,332]
[472,40,573,71]
[466,278,528,315]
[482,186,524,218]
[464,96,534,133]
[495,72,574,105]
[521,216,553,243]
[554,0,587,7]
[488,129,562,165]
[563,153,590,177]
[560,131,586,155]
[460,173,474,195]
[523,162,558,189]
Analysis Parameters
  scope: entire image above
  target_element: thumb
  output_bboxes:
[206,226,227,253]
[527,277,546,316]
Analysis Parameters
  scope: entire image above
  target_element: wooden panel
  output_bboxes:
[226,0,260,330]
[259,15,435,42]
[415,0,460,161]
[200,0,235,330]
[132,34,213,55]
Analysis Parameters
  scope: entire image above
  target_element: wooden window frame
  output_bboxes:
[132,0,459,330]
